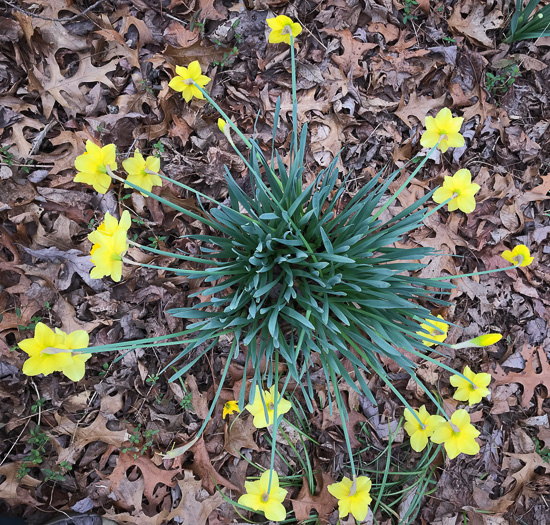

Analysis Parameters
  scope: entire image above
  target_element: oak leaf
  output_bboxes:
[224,415,260,457]
[491,345,550,409]
[395,93,447,128]
[107,453,179,505]
[0,463,40,507]
[448,2,504,48]
[48,413,129,464]
[27,52,117,118]
[322,28,377,77]
[190,437,240,493]
[291,470,337,522]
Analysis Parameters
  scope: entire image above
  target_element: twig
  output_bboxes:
[3,0,107,22]
[0,419,30,467]
[29,120,56,156]
[0,162,53,168]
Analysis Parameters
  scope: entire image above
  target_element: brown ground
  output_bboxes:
[1,0,550,524]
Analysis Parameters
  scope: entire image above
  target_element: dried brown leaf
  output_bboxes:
[27,52,117,118]
[448,2,504,48]
[322,28,377,77]
[491,345,550,409]
[291,471,337,522]
[0,463,40,507]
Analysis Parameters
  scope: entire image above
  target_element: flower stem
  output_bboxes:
[290,33,298,158]
[422,194,457,220]
[329,366,356,479]
[267,364,292,494]
[191,82,252,149]
[127,239,219,265]
[372,142,440,221]
[107,168,219,230]
[429,262,521,281]
[121,256,226,276]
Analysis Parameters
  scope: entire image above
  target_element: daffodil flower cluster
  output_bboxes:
[235,386,292,520]
[404,364,492,458]
[88,211,131,282]
[74,142,162,196]
[419,110,535,269]
[404,406,480,459]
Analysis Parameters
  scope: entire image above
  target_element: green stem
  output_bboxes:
[127,239,219,265]
[150,170,262,226]
[192,73,322,270]
[422,194,456,220]
[429,262,521,281]
[121,256,228,276]
[107,168,219,230]
[372,142,439,221]
[328,365,356,479]
[194,340,236,439]
[290,33,298,158]
[267,371,292,493]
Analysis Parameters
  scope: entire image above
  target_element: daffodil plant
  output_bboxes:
[18,12,538,524]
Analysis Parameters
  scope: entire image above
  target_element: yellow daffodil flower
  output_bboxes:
[450,366,491,406]
[501,244,534,267]
[90,229,128,282]
[168,61,211,103]
[88,210,131,257]
[452,333,502,349]
[245,386,292,428]
[266,15,302,45]
[430,409,480,459]
[403,406,445,452]
[218,118,226,132]
[327,476,372,521]
[223,400,240,418]
[238,470,287,521]
[74,140,117,194]
[122,150,162,196]
[420,108,465,153]
[433,169,480,214]
[20,323,91,382]
[416,315,448,347]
